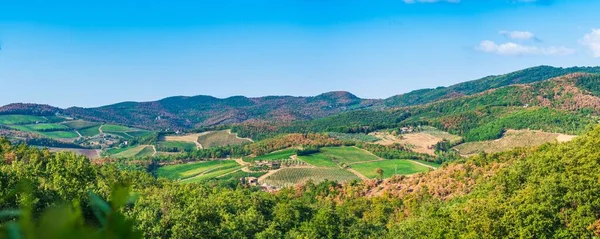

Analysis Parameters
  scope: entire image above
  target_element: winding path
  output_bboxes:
[409,160,437,170]
[346,168,369,180]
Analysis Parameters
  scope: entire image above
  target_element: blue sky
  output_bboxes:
[1,0,599,107]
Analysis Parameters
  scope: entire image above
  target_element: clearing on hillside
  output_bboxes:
[371,127,462,156]
[157,160,240,180]
[453,129,576,156]
[260,168,359,188]
[197,129,252,148]
[350,159,430,179]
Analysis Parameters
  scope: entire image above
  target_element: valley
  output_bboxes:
[2,66,600,238]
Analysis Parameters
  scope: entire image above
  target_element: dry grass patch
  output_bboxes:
[454,129,576,156]
[370,127,461,156]
[163,133,204,148]
[197,130,252,148]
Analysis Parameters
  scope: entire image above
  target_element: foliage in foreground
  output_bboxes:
[3,123,600,238]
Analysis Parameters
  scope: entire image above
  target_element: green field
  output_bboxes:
[410,160,442,168]
[182,165,243,183]
[62,120,100,129]
[262,168,359,188]
[36,131,80,139]
[79,126,101,137]
[159,141,197,152]
[248,149,296,162]
[127,131,153,137]
[109,145,154,158]
[106,132,133,139]
[326,132,380,142]
[102,124,133,132]
[0,115,47,125]
[101,124,151,139]
[351,159,430,179]
[157,160,240,180]
[298,153,338,167]
[9,123,70,132]
[197,130,252,148]
[321,146,380,164]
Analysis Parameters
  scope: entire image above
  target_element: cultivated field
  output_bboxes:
[162,133,203,149]
[326,132,380,142]
[37,131,80,139]
[61,120,100,129]
[350,159,430,179]
[108,145,155,158]
[261,168,359,187]
[47,147,100,159]
[158,141,197,152]
[102,124,152,139]
[157,160,240,180]
[78,126,101,137]
[297,154,338,167]
[246,148,296,162]
[454,129,576,156]
[197,130,252,148]
[320,146,381,164]
[183,165,243,183]
[0,115,47,125]
[9,123,70,132]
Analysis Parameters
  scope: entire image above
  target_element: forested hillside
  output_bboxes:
[3,66,599,132]
[235,73,600,141]
[384,65,600,107]
[2,125,600,238]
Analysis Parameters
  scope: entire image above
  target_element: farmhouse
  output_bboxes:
[255,161,281,170]
[240,177,259,186]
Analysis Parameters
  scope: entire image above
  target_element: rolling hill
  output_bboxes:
[2,66,600,135]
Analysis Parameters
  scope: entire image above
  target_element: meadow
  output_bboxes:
[350,159,430,179]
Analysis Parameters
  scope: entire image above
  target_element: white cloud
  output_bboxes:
[403,0,459,3]
[499,30,536,40]
[580,29,600,58]
[477,40,575,56]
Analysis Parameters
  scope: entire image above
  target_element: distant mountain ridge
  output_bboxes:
[384,65,600,107]
[2,65,600,130]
